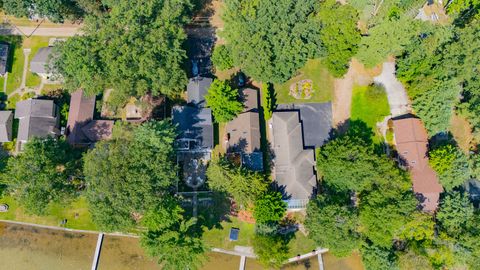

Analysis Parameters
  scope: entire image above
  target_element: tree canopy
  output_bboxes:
[205,79,243,123]
[2,138,82,215]
[429,143,470,191]
[54,0,191,105]
[253,191,286,225]
[211,45,234,71]
[83,121,178,231]
[222,0,323,83]
[2,0,84,22]
[206,157,268,207]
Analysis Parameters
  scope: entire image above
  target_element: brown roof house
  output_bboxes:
[272,111,316,210]
[225,88,263,171]
[15,99,60,151]
[66,90,114,146]
[392,114,443,212]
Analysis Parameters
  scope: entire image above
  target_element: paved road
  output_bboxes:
[373,61,411,117]
[0,26,81,37]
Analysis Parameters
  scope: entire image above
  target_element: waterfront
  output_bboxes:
[0,222,363,270]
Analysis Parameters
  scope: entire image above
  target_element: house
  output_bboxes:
[0,111,13,142]
[272,111,317,210]
[172,105,214,190]
[30,47,56,80]
[15,99,60,151]
[277,102,332,148]
[66,90,114,146]
[225,88,263,171]
[392,114,443,212]
[0,43,9,76]
[187,77,212,107]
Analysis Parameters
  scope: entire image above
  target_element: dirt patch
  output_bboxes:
[210,0,226,44]
[450,113,474,153]
[332,58,382,127]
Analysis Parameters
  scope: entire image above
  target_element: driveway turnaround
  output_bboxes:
[374,61,411,117]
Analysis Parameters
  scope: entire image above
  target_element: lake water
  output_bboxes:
[0,222,363,270]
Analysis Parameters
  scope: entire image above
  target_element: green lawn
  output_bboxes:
[0,35,24,95]
[274,58,334,104]
[351,84,390,140]
[0,195,97,231]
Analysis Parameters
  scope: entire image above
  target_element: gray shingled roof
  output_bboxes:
[187,77,212,107]
[30,47,54,74]
[0,43,9,75]
[0,111,12,142]
[276,102,332,148]
[15,99,59,141]
[172,105,214,150]
[272,111,316,201]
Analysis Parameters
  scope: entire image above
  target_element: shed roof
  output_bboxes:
[187,77,212,107]
[272,111,316,202]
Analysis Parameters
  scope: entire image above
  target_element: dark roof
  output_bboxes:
[187,77,212,107]
[15,99,59,141]
[81,120,114,142]
[242,152,263,172]
[229,228,239,241]
[392,115,443,212]
[30,47,54,74]
[172,105,214,150]
[276,102,332,148]
[66,90,96,145]
[272,111,316,202]
[240,88,258,112]
[0,43,9,75]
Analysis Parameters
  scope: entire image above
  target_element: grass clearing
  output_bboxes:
[25,36,51,88]
[274,59,334,104]
[0,195,97,231]
[351,84,390,140]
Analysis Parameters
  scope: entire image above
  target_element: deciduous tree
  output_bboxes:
[253,191,286,225]
[205,79,243,123]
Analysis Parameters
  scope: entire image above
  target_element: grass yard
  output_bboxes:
[202,217,256,249]
[0,35,24,94]
[274,59,334,104]
[0,195,97,231]
[351,84,390,141]
[25,36,52,88]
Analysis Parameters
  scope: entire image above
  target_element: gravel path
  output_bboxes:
[373,61,411,117]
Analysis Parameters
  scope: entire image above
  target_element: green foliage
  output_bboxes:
[437,192,474,235]
[2,138,82,215]
[429,144,470,191]
[3,0,83,22]
[253,191,286,225]
[140,198,206,270]
[357,16,422,68]
[361,243,399,270]
[206,157,268,207]
[222,0,322,83]
[318,0,360,77]
[399,213,435,243]
[305,194,361,257]
[55,0,190,104]
[261,82,274,120]
[83,121,178,231]
[252,233,289,269]
[205,79,243,123]
[211,45,234,71]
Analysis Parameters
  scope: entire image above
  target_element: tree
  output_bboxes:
[305,194,361,257]
[140,198,206,270]
[356,16,422,68]
[55,0,190,105]
[206,157,268,207]
[211,45,234,71]
[261,82,275,120]
[252,233,289,269]
[205,79,243,123]
[83,121,178,231]
[429,143,470,191]
[436,192,474,235]
[361,243,399,270]
[222,0,322,83]
[253,191,286,225]
[318,0,360,77]
[399,213,435,244]
[2,138,82,215]
[3,0,83,23]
